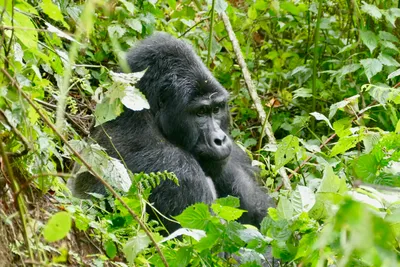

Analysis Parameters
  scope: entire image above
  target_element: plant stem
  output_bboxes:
[206,0,215,67]
[311,0,323,129]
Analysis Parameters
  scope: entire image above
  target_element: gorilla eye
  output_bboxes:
[197,107,207,116]
[213,107,220,114]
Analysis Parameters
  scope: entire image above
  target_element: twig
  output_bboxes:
[178,18,207,38]
[220,12,291,190]
[0,141,33,261]
[34,99,90,136]
[1,68,169,267]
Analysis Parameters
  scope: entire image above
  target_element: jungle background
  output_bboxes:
[1,0,400,266]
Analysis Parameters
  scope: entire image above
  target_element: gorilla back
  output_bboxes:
[70,33,274,232]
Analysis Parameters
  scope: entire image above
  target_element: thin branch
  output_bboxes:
[206,0,216,67]
[221,12,291,190]
[0,141,33,261]
[34,99,90,136]
[1,68,169,267]
[178,18,208,38]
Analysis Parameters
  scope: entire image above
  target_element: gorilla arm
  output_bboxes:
[201,144,275,227]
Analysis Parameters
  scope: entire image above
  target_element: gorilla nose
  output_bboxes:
[213,135,226,146]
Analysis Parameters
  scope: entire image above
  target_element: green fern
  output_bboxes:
[134,171,179,190]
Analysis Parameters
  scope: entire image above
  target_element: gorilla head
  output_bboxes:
[127,33,232,161]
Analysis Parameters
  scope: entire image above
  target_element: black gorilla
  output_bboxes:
[70,33,274,232]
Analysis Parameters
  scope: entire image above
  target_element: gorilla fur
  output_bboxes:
[70,33,275,232]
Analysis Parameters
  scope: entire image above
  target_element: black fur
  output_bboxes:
[70,33,274,232]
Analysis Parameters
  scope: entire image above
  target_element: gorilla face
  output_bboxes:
[189,94,232,161]
[157,76,233,161]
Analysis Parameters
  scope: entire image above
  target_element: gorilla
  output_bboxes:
[70,33,275,232]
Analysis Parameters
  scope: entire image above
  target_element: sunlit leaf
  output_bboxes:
[123,231,151,265]
[125,18,142,33]
[175,203,212,230]
[40,0,69,29]
[43,212,72,242]
[310,112,333,129]
[361,2,382,19]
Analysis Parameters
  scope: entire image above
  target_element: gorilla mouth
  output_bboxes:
[194,134,232,161]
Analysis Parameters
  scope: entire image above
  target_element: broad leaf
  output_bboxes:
[291,186,316,214]
[43,212,72,242]
[359,30,378,53]
[361,2,382,19]
[175,203,212,230]
[275,135,300,170]
[123,231,151,265]
[310,112,333,129]
[388,68,400,79]
[378,53,400,67]
[360,58,382,81]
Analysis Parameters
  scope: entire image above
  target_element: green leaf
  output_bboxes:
[120,0,135,13]
[43,212,72,242]
[384,8,400,27]
[338,64,361,77]
[378,31,399,43]
[248,5,257,20]
[318,165,347,194]
[361,2,382,19]
[353,154,378,182]
[104,240,117,259]
[280,1,301,16]
[74,214,89,231]
[291,186,316,214]
[381,40,400,53]
[94,97,123,126]
[125,18,142,33]
[359,30,378,54]
[378,53,400,67]
[367,84,391,105]
[254,0,268,10]
[244,138,257,148]
[388,68,400,79]
[194,232,219,251]
[277,197,294,220]
[329,95,360,119]
[176,247,193,267]
[40,0,69,29]
[310,112,333,129]
[3,12,38,49]
[275,135,300,170]
[211,203,246,221]
[108,25,126,38]
[123,231,151,265]
[215,196,240,208]
[330,136,359,157]
[360,58,383,82]
[333,117,353,138]
[175,203,212,230]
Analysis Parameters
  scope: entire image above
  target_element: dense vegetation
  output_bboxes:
[1,0,400,266]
